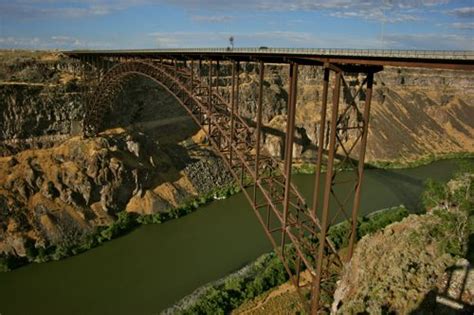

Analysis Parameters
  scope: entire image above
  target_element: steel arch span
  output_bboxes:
[80,57,383,313]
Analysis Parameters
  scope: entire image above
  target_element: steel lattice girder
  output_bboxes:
[80,56,381,314]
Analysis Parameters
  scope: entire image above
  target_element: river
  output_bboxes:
[0,159,468,315]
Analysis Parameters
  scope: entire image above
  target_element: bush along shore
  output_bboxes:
[0,183,242,272]
[292,151,474,174]
[163,205,410,315]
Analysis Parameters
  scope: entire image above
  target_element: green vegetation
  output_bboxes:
[367,151,474,169]
[421,178,448,209]
[170,205,410,314]
[292,152,474,175]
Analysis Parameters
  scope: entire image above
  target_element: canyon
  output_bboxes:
[0,50,473,269]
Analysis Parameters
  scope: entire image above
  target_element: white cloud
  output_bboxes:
[191,15,234,23]
[0,35,111,49]
[448,7,474,18]
[147,30,389,49]
[450,22,474,30]
[384,33,473,50]
[0,0,456,22]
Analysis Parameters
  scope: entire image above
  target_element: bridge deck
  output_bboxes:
[64,48,474,70]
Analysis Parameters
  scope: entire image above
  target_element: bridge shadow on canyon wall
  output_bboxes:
[242,115,427,211]
[102,75,209,190]
[411,236,474,315]
[107,75,445,213]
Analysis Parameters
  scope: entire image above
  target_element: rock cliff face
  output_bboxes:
[223,64,474,163]
[0,129,231,258]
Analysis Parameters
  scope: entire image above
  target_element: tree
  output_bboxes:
[229,36,234,50]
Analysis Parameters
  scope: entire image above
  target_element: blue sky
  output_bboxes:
[0,0,472,50]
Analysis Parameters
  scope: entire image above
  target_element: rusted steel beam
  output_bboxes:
[235,61,240,115]
[312,56,474,71]
[216,60,220,96]
[208,60,213,137]
[229,62,236,167]
[312,67,330,218]
[253,61,265,205]
[65,50,474,71]
[347,71,374,259]
[281,62,298,253]
[190,60,194,93]
[312,70,342,314]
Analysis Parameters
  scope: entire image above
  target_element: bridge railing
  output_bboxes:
[104,48,474,60]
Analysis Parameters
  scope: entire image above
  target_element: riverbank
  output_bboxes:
[0,182,241,272]
[292,151,474,175]
[163,205,410,314]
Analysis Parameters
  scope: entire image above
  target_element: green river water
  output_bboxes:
[0,159,469,315]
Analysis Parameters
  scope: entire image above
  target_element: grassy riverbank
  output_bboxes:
[0,183,241,272]
[292,151,474,174]
[164,205,410,314]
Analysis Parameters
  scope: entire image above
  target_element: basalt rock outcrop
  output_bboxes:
[0,129,232,259]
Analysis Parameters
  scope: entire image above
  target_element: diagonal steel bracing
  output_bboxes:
[78,55,382,313]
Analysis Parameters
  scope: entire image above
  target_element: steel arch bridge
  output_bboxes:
[65,49,474,314]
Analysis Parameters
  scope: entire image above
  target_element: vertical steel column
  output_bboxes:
[208,60,213,139]
[216,60,220,96]
[229,61,236,166]
[96,57,101,82]
[347,71,374,259]
[198,59,202,79]
[237,62,243,186]
[235,61,240,116]
[312,68,330,218]
[190,60,194,93]
[312,71,342,314]
[281,62,298,252]
[174,59,177,77]
[253,61,265,205]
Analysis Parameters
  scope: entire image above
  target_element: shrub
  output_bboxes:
[421,179,447,209]
[358,206,409,238]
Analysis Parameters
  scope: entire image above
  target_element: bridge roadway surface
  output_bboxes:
[64,48,474,70]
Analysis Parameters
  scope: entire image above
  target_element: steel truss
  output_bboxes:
[79,56,381,313]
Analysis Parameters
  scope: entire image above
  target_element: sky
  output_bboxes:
[0,0,472,50]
